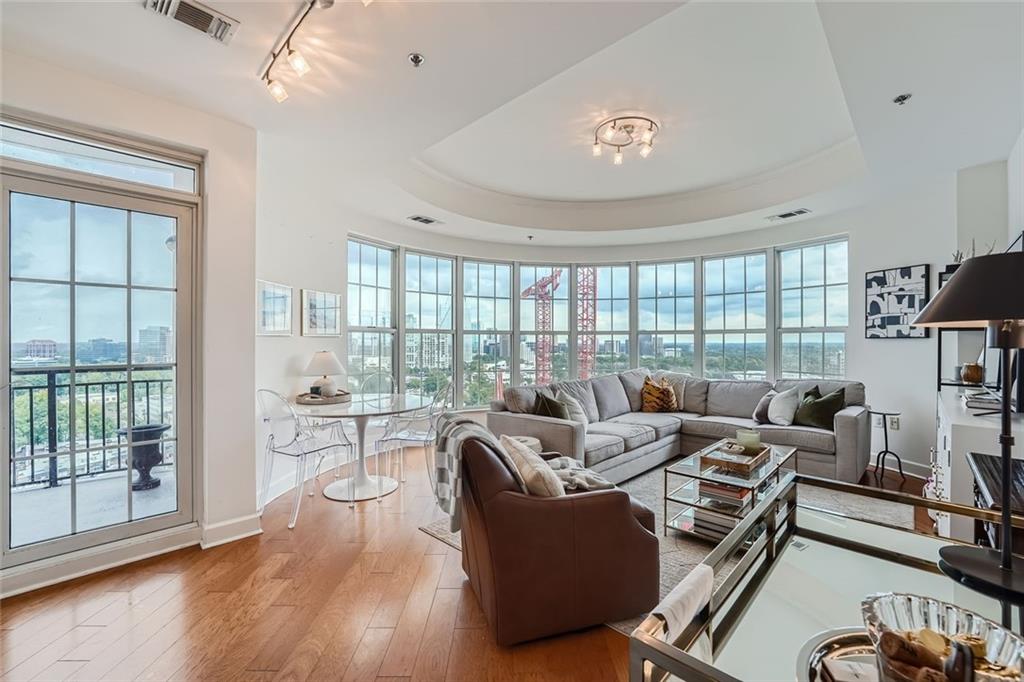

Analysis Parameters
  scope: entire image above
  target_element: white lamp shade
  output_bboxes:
[304,350,343,377]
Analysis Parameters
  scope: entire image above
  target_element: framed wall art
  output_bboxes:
[256,280,293,336]
[865,264,930,339]
[301,289,342,337]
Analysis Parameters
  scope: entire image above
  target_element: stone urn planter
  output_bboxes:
[118,423,172,490]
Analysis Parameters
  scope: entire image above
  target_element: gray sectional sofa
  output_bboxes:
[487,369,870,484]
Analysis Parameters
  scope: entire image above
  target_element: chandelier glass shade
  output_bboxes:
[592,115,659,164]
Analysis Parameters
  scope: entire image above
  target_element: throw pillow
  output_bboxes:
[534,392,570,420]
[554,389,588,429]
[753,390,776,424]
[500,435,565,497]
[794,387,845,430]
[641,376,678,412]
[766,387,800,426]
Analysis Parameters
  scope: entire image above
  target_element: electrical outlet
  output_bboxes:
[888,415,900,431]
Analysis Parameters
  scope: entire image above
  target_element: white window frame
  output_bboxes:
[637,258,697,375]
[461,258,513,409]
[402,249,455,399]
[345,238,397,394]
[776,237,849,380]
[2,111,202,568]
[576,263,632,379]
[701,250,772,381]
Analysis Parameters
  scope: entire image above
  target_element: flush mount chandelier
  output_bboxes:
[260,0,373,103]
[591,115,660,165]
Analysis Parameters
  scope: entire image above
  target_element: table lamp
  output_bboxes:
[304,350,344,397]
[912,250,1024,624]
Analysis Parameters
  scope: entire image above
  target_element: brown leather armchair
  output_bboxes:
[459,437,660,646]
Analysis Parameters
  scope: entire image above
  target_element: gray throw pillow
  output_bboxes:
[554,389,588,431]
[767,387,800,426]
[753,390,776,424]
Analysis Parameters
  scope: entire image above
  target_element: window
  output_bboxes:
[703,253,767,380]
[638,261,695,374]
[5,174,195,564]
[462,261,512,407]
[346,240,395,393]
[404,252,454,397]
[519,265,570,385]
[578,265,631,378]
[1,123,196,192]
[778,240,848,379]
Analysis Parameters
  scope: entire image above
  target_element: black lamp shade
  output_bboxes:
[912,252,1024,328]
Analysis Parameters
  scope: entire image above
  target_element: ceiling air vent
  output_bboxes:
[143,0,239,45]
[766,208,812,222]
[407,215,442,226]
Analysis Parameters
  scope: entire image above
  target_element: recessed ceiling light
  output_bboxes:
[893,93,913,106]
[408,53,425,68]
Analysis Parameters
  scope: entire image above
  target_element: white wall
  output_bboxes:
[1010,128,1024,245]
[258,130,971,476]
[957,161,1008,256]
[1,51,260,559]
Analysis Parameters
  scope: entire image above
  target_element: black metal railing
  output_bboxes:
[9,367,173,488]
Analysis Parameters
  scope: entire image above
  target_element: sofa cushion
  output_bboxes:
[706,380,773,418]
[654,371,709,414]
[591,374,632,420]
[794,387,845,430]
[550,379,600,423]
[618,368,651,412]
[583,433,625,467]
[767,387,800,426]
[755,424,836,454]
[504,385,553,414]
[641,376,678,413]
[753,390,775,424]
[608,412,682,439]
[682,415,758,440]
[500,435,565,497]
[660,411,703,425]
[554,389,589,428]
[534,393,570,420]
[587,421,657,450]
[774,379,865,407]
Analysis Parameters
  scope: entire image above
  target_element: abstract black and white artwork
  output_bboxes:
[865,264,930,339]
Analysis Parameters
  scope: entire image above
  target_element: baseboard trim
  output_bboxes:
[869,457,930,480]
[200,513,262,549]
[0,523,202,599]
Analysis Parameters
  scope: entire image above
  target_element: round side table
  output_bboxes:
[869,409,905,480]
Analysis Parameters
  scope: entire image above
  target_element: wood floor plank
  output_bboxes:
[341,628,394,682]
[375,554,445,677]
[408,587,460,682]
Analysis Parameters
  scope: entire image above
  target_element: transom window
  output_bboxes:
[778,239,848,379]
[638,261,695,374]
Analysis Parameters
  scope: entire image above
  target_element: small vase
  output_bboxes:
[961,362,984,385]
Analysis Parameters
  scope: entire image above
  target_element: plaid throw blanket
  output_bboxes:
[434,413,527,532]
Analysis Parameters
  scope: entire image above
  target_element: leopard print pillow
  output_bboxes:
[641,376,678,413]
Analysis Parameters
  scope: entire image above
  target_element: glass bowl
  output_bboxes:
[862,592,1023,680]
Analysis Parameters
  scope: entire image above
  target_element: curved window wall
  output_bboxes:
[346,237,847,407]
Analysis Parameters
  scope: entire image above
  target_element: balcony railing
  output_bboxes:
[9,367,173,488]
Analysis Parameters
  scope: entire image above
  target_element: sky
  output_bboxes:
[9,193,176,346]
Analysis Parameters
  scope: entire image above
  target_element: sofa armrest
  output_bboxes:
[833,405,870,483]
[486,411,585,461]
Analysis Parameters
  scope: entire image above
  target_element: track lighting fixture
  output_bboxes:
[591,115,660,165]
[260,0,371,102]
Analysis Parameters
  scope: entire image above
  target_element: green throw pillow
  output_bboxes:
[794,387,845,430]
[534,393,571,420]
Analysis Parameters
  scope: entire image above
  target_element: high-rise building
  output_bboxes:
[137,326,173,363]
[25,339,57,359]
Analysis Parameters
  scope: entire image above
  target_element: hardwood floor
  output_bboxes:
[858,465,934,534]
[1,449,628,682]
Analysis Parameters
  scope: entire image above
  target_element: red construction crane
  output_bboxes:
[521,268,563,384]
[577,266,597,378]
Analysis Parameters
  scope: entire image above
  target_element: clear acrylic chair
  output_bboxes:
[257,389,355,527]
[360,372,397,429]
[373,380,454,492]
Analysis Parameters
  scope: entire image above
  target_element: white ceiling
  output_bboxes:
[420,1,855,202]
[1,1,1022,246]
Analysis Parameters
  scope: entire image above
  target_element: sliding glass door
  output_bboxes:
[2,174,194,566]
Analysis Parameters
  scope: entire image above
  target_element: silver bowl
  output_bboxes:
[862,592,1024,678]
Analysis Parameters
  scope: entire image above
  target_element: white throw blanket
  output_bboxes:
[653,563,714,645]
[434,413,526,532]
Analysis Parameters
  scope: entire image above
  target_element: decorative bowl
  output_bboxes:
[862,592,1023,680]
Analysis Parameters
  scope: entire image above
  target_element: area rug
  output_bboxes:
[418,463,915,636]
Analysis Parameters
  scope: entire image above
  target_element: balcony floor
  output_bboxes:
[9,466,178,548]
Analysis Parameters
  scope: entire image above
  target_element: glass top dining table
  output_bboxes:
[291,393,430,502]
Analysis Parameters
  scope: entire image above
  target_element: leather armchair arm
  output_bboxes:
[834,404,870,483]
[481,489,659,643]
[486,411,585,461]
